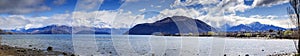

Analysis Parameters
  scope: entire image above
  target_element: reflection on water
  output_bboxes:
[0,34,297,56]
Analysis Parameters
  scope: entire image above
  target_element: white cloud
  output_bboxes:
[158,8,201,19]
[72,10,149,28]
[0,9,293,30]
[0,14,73,30]
[197,15,294,28]
[156,6,162,8]
[25,24,43,30]
[173,0,220,7]
[139,8,146,12]
[0,0,294,30]
[0,15,30,29]
[250,15,279,19]
[188,0,292,28]
[252,0,289,7]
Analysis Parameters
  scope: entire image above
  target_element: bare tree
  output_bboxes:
[287,0,300,53]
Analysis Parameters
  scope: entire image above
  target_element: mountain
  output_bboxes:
[227,22,286,32]
[127,16,215,35]
[246,22,286,31]
[7,25,116,34]
[227,24,254,31]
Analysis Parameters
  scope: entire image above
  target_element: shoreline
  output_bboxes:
[0,44,75,56]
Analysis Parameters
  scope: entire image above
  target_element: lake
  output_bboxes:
[0,34,297,56]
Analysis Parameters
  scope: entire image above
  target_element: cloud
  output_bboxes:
[0,14,73,30]
[197,14,294,28]
[173,0,220,7]
[139,8,146,12]
[252,0,289,7]
[221,0,252,13]
[0,15,31,29]
[1,10,293,30]
[0,0,51,14]
[0,0,294,30]
[53,0,66,5]
[156,8,202,19]
[186,0,292,28]
[249,15,278,19]
[174,0,288,16]
[167,0,292,28]
[72,10,148,28]
[0,9,148,30]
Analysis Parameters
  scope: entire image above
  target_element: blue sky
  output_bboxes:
[0,0,288,17]
[2,0,286,18]
[0,0,295,29]
[237,3,289,17]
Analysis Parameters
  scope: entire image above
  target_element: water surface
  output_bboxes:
[0,34,297,56]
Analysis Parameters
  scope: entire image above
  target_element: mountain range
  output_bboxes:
[6,25,128,34]
[3,16,288,34]
[226,22,286,32]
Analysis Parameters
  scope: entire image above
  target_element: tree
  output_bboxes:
[287,0,300,53]
[269,29,274,32]
[0,29,2,34]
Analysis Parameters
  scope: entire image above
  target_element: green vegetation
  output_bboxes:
[297,54,300,56]
[284,30,293,36]
[207,31,215,36]
[244,33,252,37]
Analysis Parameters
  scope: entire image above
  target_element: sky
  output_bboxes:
[0,0,295,30]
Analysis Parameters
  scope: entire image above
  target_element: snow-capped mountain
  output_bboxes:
[7,25,128,34]
[227,22,286,32]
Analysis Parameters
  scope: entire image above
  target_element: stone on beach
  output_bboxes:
[47,46,53,51]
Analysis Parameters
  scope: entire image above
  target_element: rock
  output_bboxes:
[109,51,112,54]
[245,54,249,56]
[47,46,53,51]
[28,45,32,47]
[62,52,67,55]
[71,54,76,56]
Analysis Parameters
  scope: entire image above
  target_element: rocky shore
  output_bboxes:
[0,45,75,56]
[268,52,298,56]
